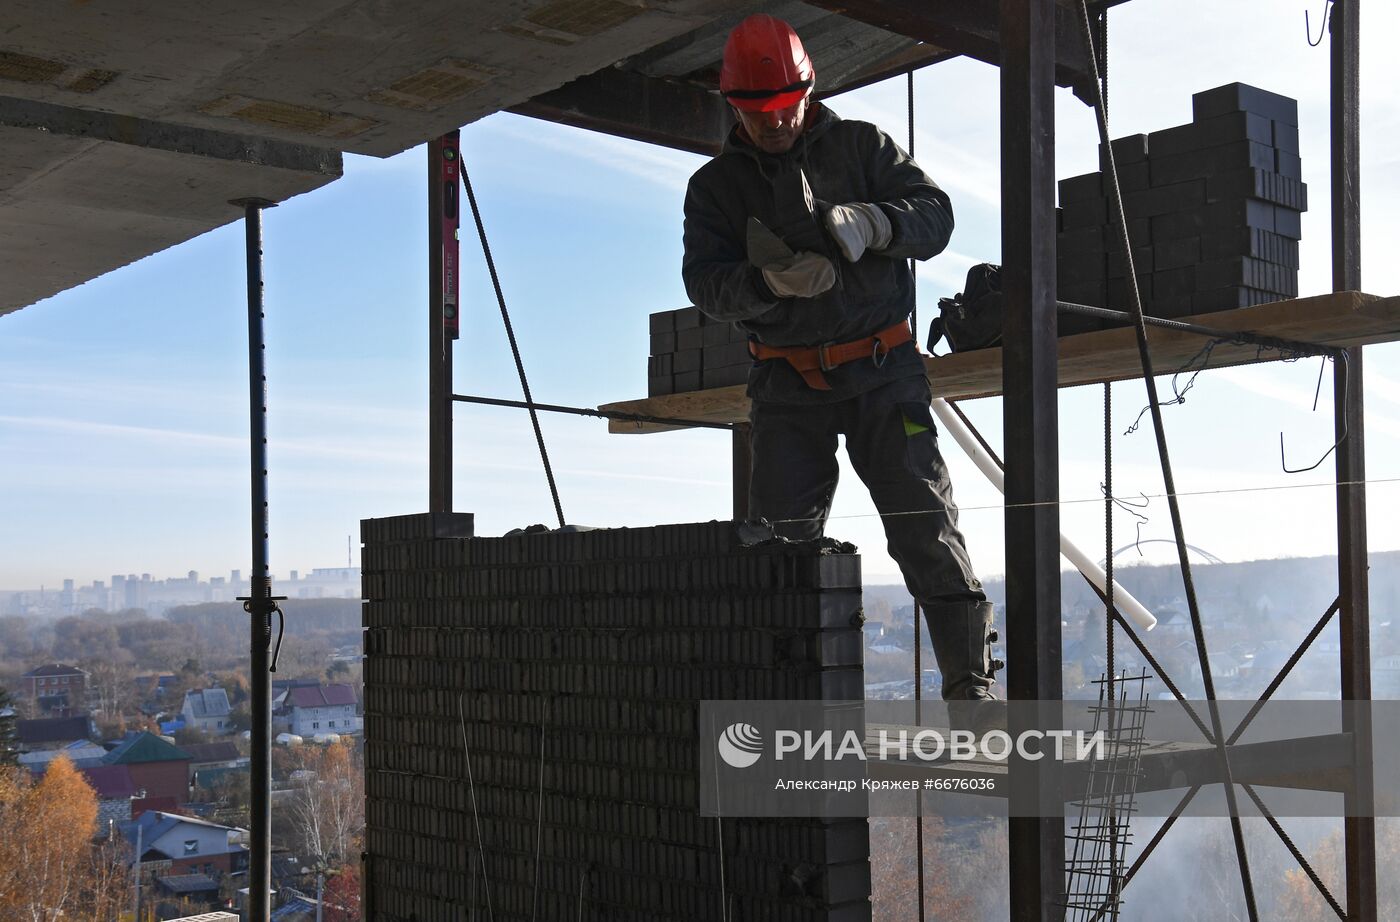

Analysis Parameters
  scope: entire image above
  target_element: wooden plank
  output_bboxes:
[601,291,1400,434]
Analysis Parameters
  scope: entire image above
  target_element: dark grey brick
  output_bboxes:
[1192,82,1299,126]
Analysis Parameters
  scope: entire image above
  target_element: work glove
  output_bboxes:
[824,202,893,262]
[761,251,837,299]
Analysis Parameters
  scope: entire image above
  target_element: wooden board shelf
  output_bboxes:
[600,291,1400,434]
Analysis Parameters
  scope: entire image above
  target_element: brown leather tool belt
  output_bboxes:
[748,320,915,390]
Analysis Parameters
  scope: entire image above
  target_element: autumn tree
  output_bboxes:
[51,616,120,665]
[0,684,17,765]
[83,834,136,920]
[323,863,363,922]
[164,657,207,708]
[285,740,365,864]
[84,653,138,722]
[0,756,100,921]
[216,669,251,708]
[869,815,976,919]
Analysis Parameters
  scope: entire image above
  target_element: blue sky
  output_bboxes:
[3,0,1399,590]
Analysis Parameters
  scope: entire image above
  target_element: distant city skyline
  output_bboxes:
[1,563,361,617]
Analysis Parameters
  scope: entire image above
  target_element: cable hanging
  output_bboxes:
[906,66,928,922]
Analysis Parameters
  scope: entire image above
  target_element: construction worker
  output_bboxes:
[682,14,1000,723]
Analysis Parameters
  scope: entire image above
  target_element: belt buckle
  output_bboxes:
[817,341,837,372]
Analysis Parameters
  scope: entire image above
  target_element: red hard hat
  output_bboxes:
[719,14,814,112]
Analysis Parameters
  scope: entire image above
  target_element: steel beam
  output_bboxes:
[999,1,1064,917]
[428,134,458,514]
[0,95,340,175]
[807,0,1097,101]
[820,45,959,98]
[1331,3,1376,920]
[511,68,731,158]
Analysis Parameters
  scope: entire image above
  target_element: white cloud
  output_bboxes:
[829,95,1002,209]
[915,247,981,291]
[0,414,420,465]
[481,116,702,194]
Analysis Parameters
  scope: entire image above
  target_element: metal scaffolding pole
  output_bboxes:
[233,196,277,922]
[1331,3,1377,919]
[1000,1,1065,917]
[429,131,461,514]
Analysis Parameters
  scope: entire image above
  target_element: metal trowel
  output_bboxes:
[746,216,796,268]
[770,166,828,254]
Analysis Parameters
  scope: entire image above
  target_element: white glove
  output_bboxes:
[824,202,893,262]
[762,251,837,299]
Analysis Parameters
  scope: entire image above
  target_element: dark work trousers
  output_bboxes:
[748,372,986,605]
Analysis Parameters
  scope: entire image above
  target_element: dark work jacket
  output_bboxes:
[681,104,954,405]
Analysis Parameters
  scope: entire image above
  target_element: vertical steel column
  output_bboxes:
[429,133,461,513]
[233,196,276,922]
[1331,3,1376,919]
[999,1,1064,918]
[732,423,752,520]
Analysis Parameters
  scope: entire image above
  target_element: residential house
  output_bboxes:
[14,714,95,753]
[20,663,88,711]
[182,741,244,775]
[1191,651,1243,682]
[19,738,105,770]
[82,763,140,825]
[154,873,222,913]
[105,731,193,805]
[1373,653,1400,698]
[863,620,886,642]
[270,892,319,920]
[134,673,178,702]
[1153,606,1192,639]
[276,684,360,737]
[182,688,234,735]
[328,644,362,665]
[183,741,249,792]
[122,811,249,878]
[271,679,320,708]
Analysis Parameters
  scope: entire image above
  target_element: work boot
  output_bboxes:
[924,600,1006,735]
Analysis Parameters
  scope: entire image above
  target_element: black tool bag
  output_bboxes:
[928,263,1003,353]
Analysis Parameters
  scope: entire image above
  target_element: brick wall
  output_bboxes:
[362,513,871,921]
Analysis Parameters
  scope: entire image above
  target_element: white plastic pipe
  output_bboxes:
[929,398,1158,631]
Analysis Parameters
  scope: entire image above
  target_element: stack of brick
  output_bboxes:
[648,306,752,396]
[361,512,871,922]
[1058,83,1305,325]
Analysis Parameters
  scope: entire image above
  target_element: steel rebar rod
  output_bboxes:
[451,393,736,431]
[1085,786,1200,922]
[1056,301,1335,359]
[1241,784,1346,920]
[1076,4,1257,916]
[1226,598,1341,746]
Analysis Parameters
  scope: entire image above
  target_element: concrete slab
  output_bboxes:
[0,0,753,157]
[0,0,948,314]
[0,0,757,314]
[0,127,339,316]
